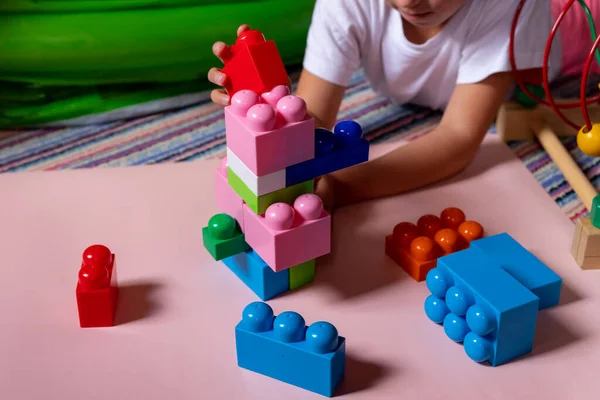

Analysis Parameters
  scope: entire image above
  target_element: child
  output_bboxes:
[208,0,558,209]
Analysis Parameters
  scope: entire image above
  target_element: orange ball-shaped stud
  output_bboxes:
[393,222,419,249]
[410,236,440,262]
[577,124,600,157]
[440,207,466,230]
[458,221,484,242]
[434,228,461,254]
[417,214,443,239]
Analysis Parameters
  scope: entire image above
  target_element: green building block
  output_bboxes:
[202,213,250,261]
[289,259,316,290]
[513,84,545,109]
[228,167,314,214]
[590,194,600,228]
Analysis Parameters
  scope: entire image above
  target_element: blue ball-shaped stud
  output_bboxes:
[464,332,493,363]
[333,120,363,147]
[445,286,470,316]
[466,305,495,336]
[424,295,450,323]
[240,302,274,333]
[315,128,335,156]
[306,322,339,354]
[273,311,306,343]
[426,268,450,298]
[443,313,470,342]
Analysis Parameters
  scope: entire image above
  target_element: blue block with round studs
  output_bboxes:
[235,301,345,397]
[285,120,369,186]
[424,248,539,366]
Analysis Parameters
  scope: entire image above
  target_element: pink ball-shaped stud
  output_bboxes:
[293,194,323,220]
[264,203,295,230]
[230,90,260,116]
[246,104,276,131]
[261,85,290,108]
[277,95,307,123]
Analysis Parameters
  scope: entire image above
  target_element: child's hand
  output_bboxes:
[208,24,251,106]
[315,174,337,213]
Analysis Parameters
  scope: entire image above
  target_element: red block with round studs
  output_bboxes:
[221,29,290,97]
[75,244,119,328]
[385,208,484,281]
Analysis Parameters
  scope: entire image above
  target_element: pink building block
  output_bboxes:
[243,193,331,272]
[215,156,245,231]
[224,86,315,176]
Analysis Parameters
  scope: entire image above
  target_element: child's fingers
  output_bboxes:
[211,89,230,106]
[237,24,251,36]
[208,67,228,87]
[212,41,230,63]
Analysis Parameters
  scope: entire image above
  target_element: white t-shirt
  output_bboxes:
[303,0,561,110]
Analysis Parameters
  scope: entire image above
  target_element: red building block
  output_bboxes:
[76,245,119,328]
[221,29,290,96]
[385,208,484,281]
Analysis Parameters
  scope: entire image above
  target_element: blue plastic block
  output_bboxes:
[470,233,562,309]
[285,120,369,186]
[235,302,345,397]
[222,250,289,301]
[424,248,539,366]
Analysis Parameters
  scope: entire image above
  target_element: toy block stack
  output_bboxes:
[202,30,370,300]
[423,232,562,366]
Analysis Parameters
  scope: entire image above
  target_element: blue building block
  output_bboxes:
[222,250,289,301]
[285,120,369,186]
[235,302,345,397]
[470,233,562,310]
[424,248,539,366]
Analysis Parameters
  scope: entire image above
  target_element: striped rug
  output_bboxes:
[0,70,598,223]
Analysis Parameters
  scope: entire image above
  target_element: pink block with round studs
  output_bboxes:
[215,156,245,231]
[242,193,331,272]
[224,85,315,176]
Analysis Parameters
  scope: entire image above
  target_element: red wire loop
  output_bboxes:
[581,31,600,130]
[510,0,600,131]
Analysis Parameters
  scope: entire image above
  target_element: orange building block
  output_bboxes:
[385,207,484,281]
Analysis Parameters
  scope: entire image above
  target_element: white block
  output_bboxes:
[226,148,286,196]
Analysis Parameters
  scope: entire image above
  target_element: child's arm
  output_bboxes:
[295,69,346,130]
[320,71,515,208]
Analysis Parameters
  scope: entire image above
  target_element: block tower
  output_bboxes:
[202,30,370,300]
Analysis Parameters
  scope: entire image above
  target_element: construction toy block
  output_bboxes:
[215,156,244,230]
[236,302,345,397]
[571,216,600,269]
[424,248,540,366]
[221,29,290,97]
[471,233,562,309]
[243,194,331,272]
[289,259,316,291]
[76,245,119,328]
[222,250,289,301]
[590,194,600,228]
[228,166,314,215]
[385,207,484,281]
[227,148,286,196]
[202,213,250,261]
[225,86,315,176]
[285,121,370,186]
